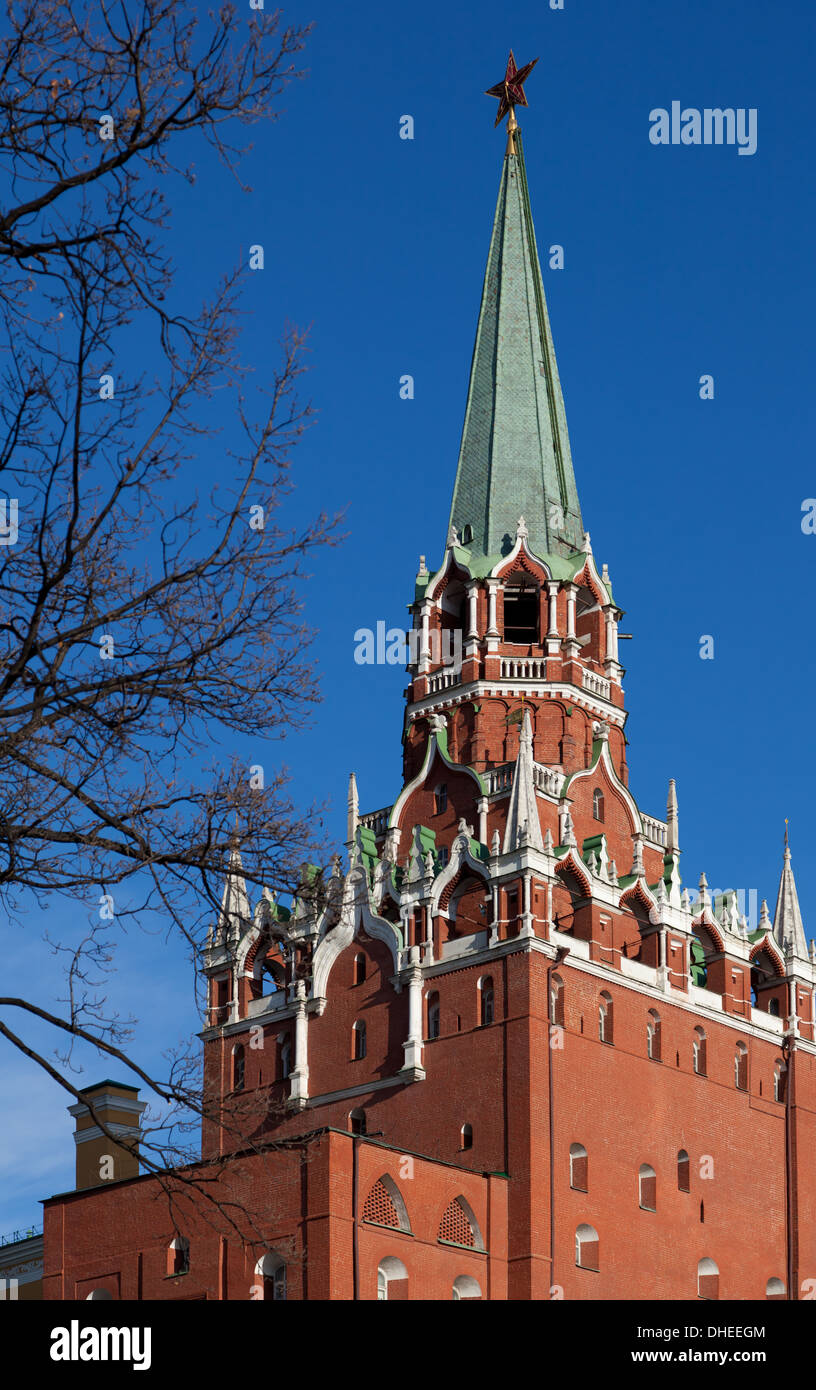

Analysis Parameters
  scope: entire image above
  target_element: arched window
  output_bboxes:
[693,1026,707,1076]
[349,1108,366,1136]
[638,1163,657,1212]
[766,1277,785,1300]
[769,997,781,1017]
[569,1143,588,1192]
[599,991,613,1045]
[279,1035,292,1080]
[550,972,565,1028]
[377,1256,408,1301]
[353,952,367,985]
[592,788,605,822]
[575,1224,599,1271]
[461,524,473,546]
[677,1149,690,1192]
[697,1257,719,1300]
[255,1253,286,1301]
[734,1041,748,1090]
[460,1123,473,1151]
[452,1274,482,1301]
[434,783,448,815]
[774,1059,787,1103]
[352,1020,366,1061]
[232,1043,245,1092]
[647,1009,661,1062]
[167,1237,189,1277]
[85,1288,114,1300]
[479,976,494,1027]
[503,577,540,644]
[427,991,440,1040]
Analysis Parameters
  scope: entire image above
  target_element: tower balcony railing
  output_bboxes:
[485,760,562,799]
[426,668,461,694]
[582,668,611,701]
[359,806,391,836]
[499,656,548,680]
[533,762,563,797]
[485,764,513,795]
[641,814,668,848]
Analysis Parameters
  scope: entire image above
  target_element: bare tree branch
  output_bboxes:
[0,0,339,1244]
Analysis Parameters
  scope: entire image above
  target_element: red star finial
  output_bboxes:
[485,51,539,129]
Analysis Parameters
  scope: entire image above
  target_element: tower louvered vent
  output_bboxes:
[363,1179,400,1229]
[438,1198,475,1247]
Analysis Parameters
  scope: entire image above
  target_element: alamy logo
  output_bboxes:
[354,622,462,674]
[687,887,759,931]
[649,102,757,156]
[0,498,18,544]
[50,1320,151,1371]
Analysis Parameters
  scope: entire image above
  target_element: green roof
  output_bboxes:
[447,128,583,562]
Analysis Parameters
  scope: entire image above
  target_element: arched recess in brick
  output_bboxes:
[619,880,658,964]
[445,873,491,939]
[377,1256,409,1301]
[452,1274,483,1301]
[437,1195,485,1251]
[749,939,787,1017]
[362,1174,412,1233]
[254,1252,286,1301]
[697,1258,719,1300]
[552,855,592,937]
[449,702,474,766]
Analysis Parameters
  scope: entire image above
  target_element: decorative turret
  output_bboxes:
[346,772,359,850]
[209,842,251,947]
[503,709,544,852]
[666,779,679,852]
[773,827,808,959]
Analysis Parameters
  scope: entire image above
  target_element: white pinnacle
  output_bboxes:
[503,709,543,853]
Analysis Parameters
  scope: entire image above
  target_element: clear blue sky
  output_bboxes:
[2,0,814,1233]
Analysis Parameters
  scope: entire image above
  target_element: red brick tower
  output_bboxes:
[44,57,815,1304]
[196,63,815,1302]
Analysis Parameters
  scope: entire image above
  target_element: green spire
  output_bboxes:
[448,130,583,561]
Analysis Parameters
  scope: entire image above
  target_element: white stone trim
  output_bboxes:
[73,1122,141,1146]
[489,534,554,583]
[388,729,485,832]
[563,737,643,838]
[312,867,402,1002]
[385,924,809,1052]
[68,1093,146,1120]
[407,677,626,727]
[425,548,475,601]
[544,929,804,1049]
[305,1073,411,1108]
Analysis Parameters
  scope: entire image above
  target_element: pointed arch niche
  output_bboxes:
[438,859,491,947]
[750,943,787,1018]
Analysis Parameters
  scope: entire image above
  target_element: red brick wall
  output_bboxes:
[43,1132,501,1302]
